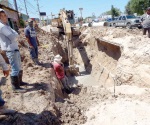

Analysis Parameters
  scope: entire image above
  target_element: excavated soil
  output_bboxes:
[0,27,86,125]
[74,27,150,87]
[0,26,150,125]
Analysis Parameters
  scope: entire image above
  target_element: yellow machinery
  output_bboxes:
[51,9,80,75]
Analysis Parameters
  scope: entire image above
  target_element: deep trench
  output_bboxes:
[49,36,122,124]
[0,31,122,125]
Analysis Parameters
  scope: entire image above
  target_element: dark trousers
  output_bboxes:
[29,47,38,59]
[0,90,5,107]
[143,28,150,38]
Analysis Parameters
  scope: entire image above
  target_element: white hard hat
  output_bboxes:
[0,8,7,16]
[0,8,5,13]
[0,8,4,11]
[54,54,62,62]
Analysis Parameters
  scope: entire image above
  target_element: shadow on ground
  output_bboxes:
[0,110,60,125]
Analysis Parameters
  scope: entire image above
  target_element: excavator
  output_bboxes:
[51,9,80,75]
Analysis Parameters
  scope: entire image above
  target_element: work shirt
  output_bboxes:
[141,14,150,28]
[52,62,65,79]
[24,26,38,48]
[0,22,19,51]
[0,54,8,71]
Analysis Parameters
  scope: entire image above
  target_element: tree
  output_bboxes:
[125,1,133,15]
[111,5,121,19]
[103,10,111,15]
[101,6,121,17]
[128,0,150,15]
[19,18,25,28]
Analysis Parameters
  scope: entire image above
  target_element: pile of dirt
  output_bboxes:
[1,24,149,125]
[55,100,87,125]
[75,27,150,87]
[0,27,87,124]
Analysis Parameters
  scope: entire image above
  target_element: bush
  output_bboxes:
[19,18,25,28]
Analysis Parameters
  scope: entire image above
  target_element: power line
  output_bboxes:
[18,0,38,16]
[26,0,37,10]
[35,0,41,25]
[23,0,29,16]
[6,0,38,18]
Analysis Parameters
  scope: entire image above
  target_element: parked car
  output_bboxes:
[112,15,142,29]
[106,17,118,27]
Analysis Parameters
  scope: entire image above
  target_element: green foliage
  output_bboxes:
[19,18,25,28]
[125,1,133,15]
[126,0,150,15]
[111,5,121,19]
[102,6,121,17]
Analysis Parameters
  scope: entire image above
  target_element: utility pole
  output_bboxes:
[51,12,55,19]
[79,8,83,25]
[79,8,83,19]
[51,12,53,19]
[23,0,29,17]
[13,0,18,11]
[35,0,41,26]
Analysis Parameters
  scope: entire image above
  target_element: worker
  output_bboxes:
[24,19,40,65]
[52,55,73,94]
[141,7,150,38]
[0,54,16,114]
[0,9,26,92]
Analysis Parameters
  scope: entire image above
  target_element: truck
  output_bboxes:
[112,15,142,29]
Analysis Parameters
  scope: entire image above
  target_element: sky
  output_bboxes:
[9,0,129,18]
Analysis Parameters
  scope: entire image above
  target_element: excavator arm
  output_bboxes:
[51,9,79,75]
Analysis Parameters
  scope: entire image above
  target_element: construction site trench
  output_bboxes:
[0,26,150,125]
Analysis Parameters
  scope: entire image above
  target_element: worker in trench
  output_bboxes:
[52,55,73,94]
[24,19,40,65]
[0,54,16,114]
[141,7,150,38]
[0,9,26,93]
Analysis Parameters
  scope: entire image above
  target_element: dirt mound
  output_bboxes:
[55,100,87,125]
[75,27,150,87]
[0,27,87,124]
[1,24,149,125]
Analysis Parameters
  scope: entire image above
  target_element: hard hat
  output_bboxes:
[0,8,5,12]
[0,8,7,16]
[54,54,62,62]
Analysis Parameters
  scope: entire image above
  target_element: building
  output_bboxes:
[0,3,19,31]
[0,0,9,7]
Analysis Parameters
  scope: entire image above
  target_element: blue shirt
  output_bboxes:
[24,26,38,48]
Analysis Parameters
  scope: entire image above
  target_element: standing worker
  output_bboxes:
[141,7,150,38]
[0,54,16,114]
[24,19,40,65]
[0,9,26,92]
